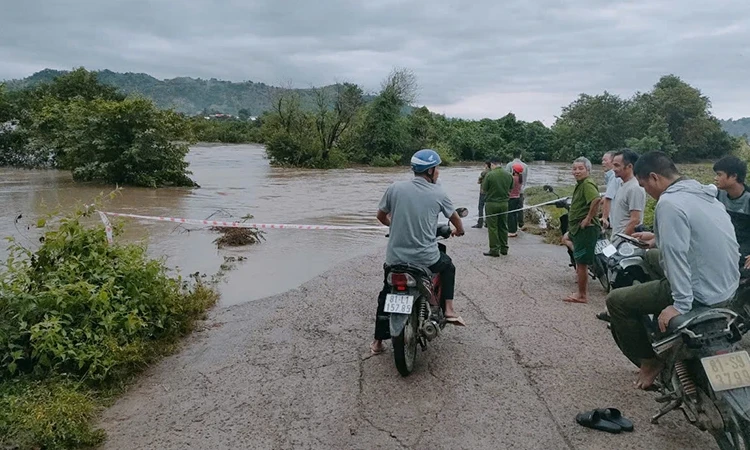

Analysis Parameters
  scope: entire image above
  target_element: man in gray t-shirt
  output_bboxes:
[601,151,622,229]
[713,155,750,271]
[610,149,646,246]
[371,149,466,355]
[379,176,455,266]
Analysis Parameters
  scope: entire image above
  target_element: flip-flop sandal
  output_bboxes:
[564,296,588,304]
[370,342,385,355]
[445,316,466,326]
[595,408,634,432]
[575,410,622,434]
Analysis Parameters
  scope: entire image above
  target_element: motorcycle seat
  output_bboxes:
[666,306,735,334]
[386,263,433,280]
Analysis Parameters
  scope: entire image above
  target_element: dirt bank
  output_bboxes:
[97,230,716,449]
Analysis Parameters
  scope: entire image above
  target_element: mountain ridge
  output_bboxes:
[2,68,366,116]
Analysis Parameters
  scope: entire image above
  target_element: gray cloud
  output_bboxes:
[1,0,748,123]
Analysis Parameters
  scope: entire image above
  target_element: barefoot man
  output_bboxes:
[606,151,739,389]
[562,157,601,303]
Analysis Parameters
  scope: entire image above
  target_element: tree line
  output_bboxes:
[260,70,746,168]
[1,67,747,184]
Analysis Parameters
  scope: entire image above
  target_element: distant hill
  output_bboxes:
[720,118,750,139]
[2,69,374,116]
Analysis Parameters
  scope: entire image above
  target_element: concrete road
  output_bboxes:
[98,230,718,449]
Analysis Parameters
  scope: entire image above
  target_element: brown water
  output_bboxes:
[0,144,581,306]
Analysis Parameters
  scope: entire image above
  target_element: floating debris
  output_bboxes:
[212,226,266,248]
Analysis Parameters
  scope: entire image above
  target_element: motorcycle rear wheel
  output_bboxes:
[393,308,419,377]
[713,408,750,450]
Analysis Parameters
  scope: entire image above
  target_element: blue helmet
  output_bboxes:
[410,149,442,173]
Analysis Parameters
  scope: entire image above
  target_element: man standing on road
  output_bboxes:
[609,149,647,246]
[601,151,621,231]
[714,155,750,273]
[606,151,739,389]
[562,157,601,303]
[482,157,513,257]
[506,149,529,229]
[595,149,647,322]
[472,161,492,229]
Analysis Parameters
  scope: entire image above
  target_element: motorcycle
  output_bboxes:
[613,305,750,449]
[382,207,468,376]
[603,233,653,290]
[543,185,610,292]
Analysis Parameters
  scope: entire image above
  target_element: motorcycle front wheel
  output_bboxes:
[393,306,419,377]
[599,274,610,293]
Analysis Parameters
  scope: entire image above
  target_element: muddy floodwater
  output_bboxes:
[0,144,582,306]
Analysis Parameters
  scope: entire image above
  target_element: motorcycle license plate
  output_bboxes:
[602,244,617,258]
[594,239,610,255]
[384,294,414,314]
[700,350,750,392]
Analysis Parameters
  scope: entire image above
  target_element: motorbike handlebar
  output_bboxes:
[385,224,453,239]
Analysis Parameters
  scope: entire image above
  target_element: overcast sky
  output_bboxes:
[1,0,748,124]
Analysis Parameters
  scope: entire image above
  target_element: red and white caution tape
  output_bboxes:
[471,197,570,220]
[97,211,114,244]
[95,210,388,233]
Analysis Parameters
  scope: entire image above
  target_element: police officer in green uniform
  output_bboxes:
[481,157,513,256]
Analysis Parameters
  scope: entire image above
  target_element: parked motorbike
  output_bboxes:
[603,233,653,290]
[382,207,468,376]
[730,272,750,323]
[611,304,750,449]
[543,185,610,292]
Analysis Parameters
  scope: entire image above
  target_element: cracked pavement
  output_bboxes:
[97,230,718,449]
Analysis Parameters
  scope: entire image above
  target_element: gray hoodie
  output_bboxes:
[655,179,740,314]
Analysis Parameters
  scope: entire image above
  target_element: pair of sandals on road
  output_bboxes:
[576,408,634,434]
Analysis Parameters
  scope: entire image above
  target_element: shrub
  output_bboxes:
[0,194,219,448]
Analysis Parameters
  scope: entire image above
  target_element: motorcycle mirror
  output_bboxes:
[543,184,554,193]
[456,207,469,218]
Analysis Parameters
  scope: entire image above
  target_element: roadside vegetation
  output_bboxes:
[0,194,219,449]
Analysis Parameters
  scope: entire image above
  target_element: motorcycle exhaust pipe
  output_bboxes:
[422,320,439,341]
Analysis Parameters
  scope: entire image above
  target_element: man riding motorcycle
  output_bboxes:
[370,149,466,355]
[606,151,740,390]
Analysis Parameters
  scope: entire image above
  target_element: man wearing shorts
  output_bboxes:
[562,156,602,303]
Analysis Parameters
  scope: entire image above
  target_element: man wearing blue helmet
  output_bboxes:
[371,149,466,354]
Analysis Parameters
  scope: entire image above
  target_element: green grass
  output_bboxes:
[523,185,574,245]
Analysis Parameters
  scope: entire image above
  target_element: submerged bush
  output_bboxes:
[0,194,219,448]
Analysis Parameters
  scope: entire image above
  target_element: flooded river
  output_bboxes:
[0,144,583,306]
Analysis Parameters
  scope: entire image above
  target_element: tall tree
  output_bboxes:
[551,92,632,161]
[359,68,417,163]
[313,83,365,161]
